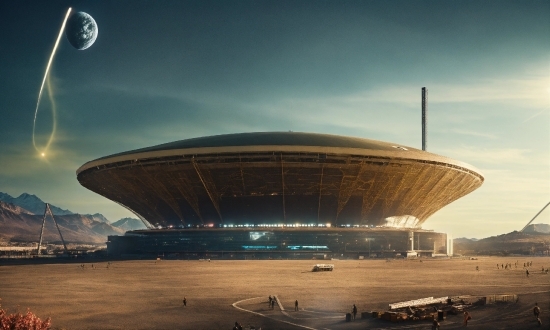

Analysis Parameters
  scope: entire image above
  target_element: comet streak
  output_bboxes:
[32,7,72,157]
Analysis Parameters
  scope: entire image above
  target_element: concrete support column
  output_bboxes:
[408,231,414,251]
[446,233,453,256]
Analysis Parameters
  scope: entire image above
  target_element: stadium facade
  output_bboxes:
[76,132,483,258]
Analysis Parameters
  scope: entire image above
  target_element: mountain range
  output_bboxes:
[0,192,146,244]
[454,230,550,255]
[0,192,548,252]
[0,192,73,216]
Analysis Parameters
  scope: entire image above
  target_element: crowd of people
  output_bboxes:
[487,260,550,275]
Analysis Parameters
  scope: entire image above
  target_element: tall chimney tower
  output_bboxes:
[422,87,428,151]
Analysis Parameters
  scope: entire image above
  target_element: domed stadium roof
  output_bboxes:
[77,132,479,175]
[104,131,414,156]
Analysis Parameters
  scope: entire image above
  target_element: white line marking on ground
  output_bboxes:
[232,296,318,330]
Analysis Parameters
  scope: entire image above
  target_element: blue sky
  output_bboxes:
[0,0,548,238]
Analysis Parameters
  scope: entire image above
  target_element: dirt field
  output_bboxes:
[0,257,549,329]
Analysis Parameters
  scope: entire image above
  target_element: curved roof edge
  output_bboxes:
[76,132,484,179]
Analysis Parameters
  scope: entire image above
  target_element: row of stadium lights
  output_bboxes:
[161,224,378,229]
[227,224,378,228]
[223,223,333,228]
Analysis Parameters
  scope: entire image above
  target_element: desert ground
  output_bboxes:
[0,257,549,329]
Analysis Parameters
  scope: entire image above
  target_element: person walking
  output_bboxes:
[534,303,540,318]
[533,303,542,326]
[526,269,530,277]
[352,304,357,320]
[432,319,440,330]
[183,297,187,307]
[463,311,471,326]
[295,300,299,311]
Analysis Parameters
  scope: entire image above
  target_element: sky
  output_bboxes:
[0,0,548,239]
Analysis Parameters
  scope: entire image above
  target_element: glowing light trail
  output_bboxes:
[42,73,58,156]
[32,7,72,156]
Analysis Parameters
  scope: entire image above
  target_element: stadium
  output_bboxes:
[76,132,483,258]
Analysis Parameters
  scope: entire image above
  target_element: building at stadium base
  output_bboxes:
[76,132,482,258]
[106,227,451,259]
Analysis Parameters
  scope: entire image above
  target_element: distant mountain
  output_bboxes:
[0,192,73,215]
[111,217,146,231]
[454,237,479,243]
[0,192,116,224]
[0,201,124,244]
[0,200,34,215]
[454,230,550,256]
[88,213,110,223]
[0,192,12,201]
[523,223,550,234]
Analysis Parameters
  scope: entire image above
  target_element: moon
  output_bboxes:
[65,12,98,50]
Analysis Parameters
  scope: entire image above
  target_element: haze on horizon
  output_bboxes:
[0,0,548,239]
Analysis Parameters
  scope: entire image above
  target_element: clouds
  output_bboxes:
[444,147,533,165]
[450,129,498,140]
[523,108,550,123]
[0,1,548,235]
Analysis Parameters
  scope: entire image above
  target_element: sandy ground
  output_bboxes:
[0,257,549,329]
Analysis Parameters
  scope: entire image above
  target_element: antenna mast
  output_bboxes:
[422,87,428,151]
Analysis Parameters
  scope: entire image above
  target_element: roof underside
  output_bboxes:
[76,132,484,228]
[78,151,483,228]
